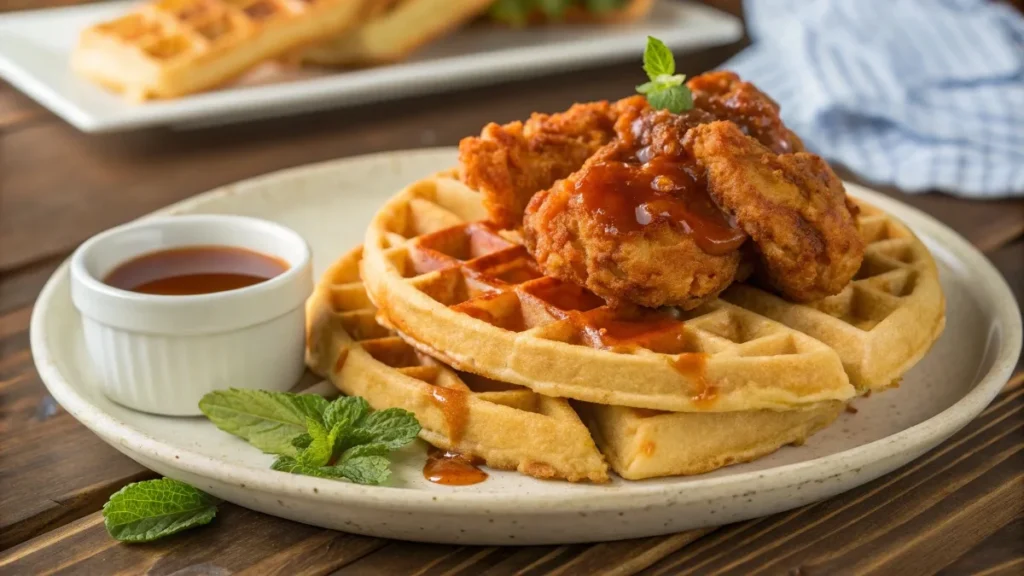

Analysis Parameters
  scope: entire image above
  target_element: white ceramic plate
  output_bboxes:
[0,1,741,133]
[32,149,1021,545]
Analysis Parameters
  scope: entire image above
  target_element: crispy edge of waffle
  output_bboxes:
[361,171,856,413]
[305,246,610,483]
[723,198,946,392]
[72,0,372,101]
[576,400,845,480]
[301,0,494,67]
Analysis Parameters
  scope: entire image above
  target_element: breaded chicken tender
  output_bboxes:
[684,121,864,301]
[687,71,805,154]
[459,96,649,230]
[523,114,748,309]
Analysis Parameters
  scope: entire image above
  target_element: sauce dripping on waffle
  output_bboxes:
[423,448,488,486]
[574,155,746,256]
[427,386,469,445]
[671,352,716,406]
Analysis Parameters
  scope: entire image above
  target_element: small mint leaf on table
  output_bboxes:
[103,478,218,543]
[199,389,329,457]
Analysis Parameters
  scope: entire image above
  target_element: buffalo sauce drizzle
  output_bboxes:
[424,386,488,486]
[573,155,746,256]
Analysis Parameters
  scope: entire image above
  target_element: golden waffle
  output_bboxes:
[360,172,856,413]
[308,246,843,481]
[724,201,946,391]
[576,401,844,480]
[305,246,609,483]
[302,0,493,67]
[72,0,370,100]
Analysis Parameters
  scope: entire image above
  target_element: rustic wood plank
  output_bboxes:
[0,82,47,133]
[638,388,1024,575]
[937,513,1024,576]
[0,502,385,575]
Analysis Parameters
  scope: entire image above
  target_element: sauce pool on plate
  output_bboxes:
[103,246,289,296]
[423,448,489,486]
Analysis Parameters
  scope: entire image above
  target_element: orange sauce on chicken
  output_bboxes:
[574,155,746,256]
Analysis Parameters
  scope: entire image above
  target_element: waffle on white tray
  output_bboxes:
[306,246,847,481]
[302,0,493,67]
[72,0,369,100]
[360,172,860,413]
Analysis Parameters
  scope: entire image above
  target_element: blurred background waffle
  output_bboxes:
[0,0,742,130]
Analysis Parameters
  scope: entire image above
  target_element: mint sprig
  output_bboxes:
[636,36,693,113]
[200,389,421,486]
[198,389,329,457]
[103,478,218,543]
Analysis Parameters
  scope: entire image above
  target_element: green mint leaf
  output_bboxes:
[643,36,675,80]
[271,456,340,479]
[356,408,421,450]
[297,417,342,468]
[655,73,686,87]
[489,0,532,25]
[272,451,391,486]
[291,433,312,450]
[636,80,657,94]
[323,396,370,430]
[199,389,329,457]
[646,86,693,114]
[102,478,218,543]
[585,0,627,13]
[335,455,391,486]
[340,443,390,462]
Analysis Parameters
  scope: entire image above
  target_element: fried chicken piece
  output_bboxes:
[458,95,649,230]
[688,71,805,154]
[684,121,863,302]
[524,116,748,309]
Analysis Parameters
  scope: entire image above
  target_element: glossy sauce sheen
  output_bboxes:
[104,246,288,295]
[671,352,716,405]
[423,447,488,486]
[575,155,747,256]
[428,386,469,445]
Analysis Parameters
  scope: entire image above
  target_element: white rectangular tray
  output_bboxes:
[0,1,741,133]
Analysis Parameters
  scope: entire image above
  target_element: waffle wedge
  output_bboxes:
[72,0,370,100]
[360,172,856,413]
[306,246,609,483]
[724,200,946,391]
[302,0,493,67]
[577,401,844,479]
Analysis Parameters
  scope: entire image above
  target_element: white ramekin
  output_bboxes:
[69,215,313,416]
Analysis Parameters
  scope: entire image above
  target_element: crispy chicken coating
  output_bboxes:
[684,121,864,301]
[458,96,649,230]
[523,117,747,310]
[687,71,805,154]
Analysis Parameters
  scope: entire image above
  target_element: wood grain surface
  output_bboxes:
[0,1,1022,574]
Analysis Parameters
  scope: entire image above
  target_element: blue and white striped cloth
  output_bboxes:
[724,0,1024,197]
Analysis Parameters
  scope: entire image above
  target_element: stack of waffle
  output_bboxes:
[72,0,655,100]
[305,171,945,482]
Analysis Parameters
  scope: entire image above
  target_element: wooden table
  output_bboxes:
[1,2,1022,574]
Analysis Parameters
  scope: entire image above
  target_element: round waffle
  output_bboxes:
[307,246,845,481]
[360,172,859,412]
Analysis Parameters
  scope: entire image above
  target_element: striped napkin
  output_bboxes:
[725,0,1024,197]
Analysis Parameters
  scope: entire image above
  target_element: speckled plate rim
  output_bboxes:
[31,148,1021,515]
